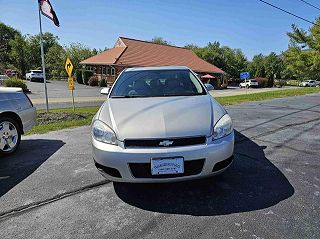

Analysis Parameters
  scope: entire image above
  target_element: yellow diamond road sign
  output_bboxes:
[65,57,73,77]
[68,77,74,90]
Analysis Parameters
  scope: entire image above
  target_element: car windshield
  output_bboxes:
[31,70,42,73]
[110,69,206,98]
[251,80,257,82]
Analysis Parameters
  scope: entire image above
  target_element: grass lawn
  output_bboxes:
[26,107,99,135]
[215,87,320,106]
[27,87,320,135]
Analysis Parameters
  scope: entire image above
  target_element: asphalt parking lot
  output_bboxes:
[26,80,298,109]
[26,80,105,109]
[1,94,319,238]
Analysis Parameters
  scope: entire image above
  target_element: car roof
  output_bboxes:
[124,66,190,72]
[0,87,23,93]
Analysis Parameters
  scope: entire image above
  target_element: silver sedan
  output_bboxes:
[92,66,234,183]
[0,87,36,155]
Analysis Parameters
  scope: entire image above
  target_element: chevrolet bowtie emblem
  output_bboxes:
[159,140,174,147]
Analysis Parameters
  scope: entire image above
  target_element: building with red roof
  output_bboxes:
[80,37,226,88]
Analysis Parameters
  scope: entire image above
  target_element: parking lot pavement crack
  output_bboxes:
[0,180,110,221]
[258,103,320,114]
[253,117,320,138]
[236,117,320,144]
[255,138,318,156]
[239,103,320,134]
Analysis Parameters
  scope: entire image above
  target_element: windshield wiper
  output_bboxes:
[163,93,204,97]
[111,95,142,98]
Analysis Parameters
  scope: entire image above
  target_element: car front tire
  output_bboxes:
[0,117,21,156]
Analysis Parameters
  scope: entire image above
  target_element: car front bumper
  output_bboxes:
[92,132,234,183]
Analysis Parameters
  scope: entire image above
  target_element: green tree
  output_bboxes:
[65,43,96,70]
[283,18,320,80]
[151,37,170,45]
[264,52,283,80]
[0,22,21,67]
[9,34,30,76]
[247,54,266,78]
[46,44,66,79]
[187,41,248,78]
[221,47,248,78]
[283,47,314,80]
[26,32,60,70]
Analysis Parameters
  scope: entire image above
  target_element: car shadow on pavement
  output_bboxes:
[0,139,65,197]
[114,131,295,216]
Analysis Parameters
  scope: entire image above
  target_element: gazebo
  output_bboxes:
[200,73,223,88]
[201,74,216,80]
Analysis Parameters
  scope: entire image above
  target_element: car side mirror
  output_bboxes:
[100,87,110,95]
[205,83,214,91]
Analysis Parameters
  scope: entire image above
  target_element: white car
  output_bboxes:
[0,87,36,155]
[239,79,259,88]
[0,75,10,81]
[92,66,234,183]
[299,80,319,87]
[26,70,44,82]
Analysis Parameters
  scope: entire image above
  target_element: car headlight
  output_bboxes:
[212,114,233,140]
[92,120,117,145]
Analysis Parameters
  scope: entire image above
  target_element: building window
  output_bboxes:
[107,67,111,76]
[111,67,115,76]
[102,66,106,75]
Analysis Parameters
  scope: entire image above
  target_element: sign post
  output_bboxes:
[65,57,75,111]
[240,72,250,95]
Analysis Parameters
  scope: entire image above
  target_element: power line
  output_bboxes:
[298,0,320,11]
[258,0,320,27]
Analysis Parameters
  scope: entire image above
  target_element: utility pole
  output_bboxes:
[38,2,49,112]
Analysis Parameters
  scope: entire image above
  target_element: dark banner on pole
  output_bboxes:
[38,0,60,27]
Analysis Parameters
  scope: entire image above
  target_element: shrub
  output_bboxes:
[49,69,60,81]
[268,78,274,87]
[4,78,28,92]
[88,75,99,86]
[99,78,107,87]
[286,80,299,86]
[274,79,286,87]
[75,69,83,84]
[82,70,94,85]
[255,77,269,88]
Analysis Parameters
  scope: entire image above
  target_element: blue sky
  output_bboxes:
[0,0,319,59]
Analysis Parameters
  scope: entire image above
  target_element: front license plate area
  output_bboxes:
[151,157,184,175]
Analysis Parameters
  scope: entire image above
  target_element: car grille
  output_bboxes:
[124,136,206,148]
[129,158,205,179]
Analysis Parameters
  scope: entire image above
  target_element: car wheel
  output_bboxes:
[0,117,21,156]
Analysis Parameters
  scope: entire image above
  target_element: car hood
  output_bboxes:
[98,95,226,141]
